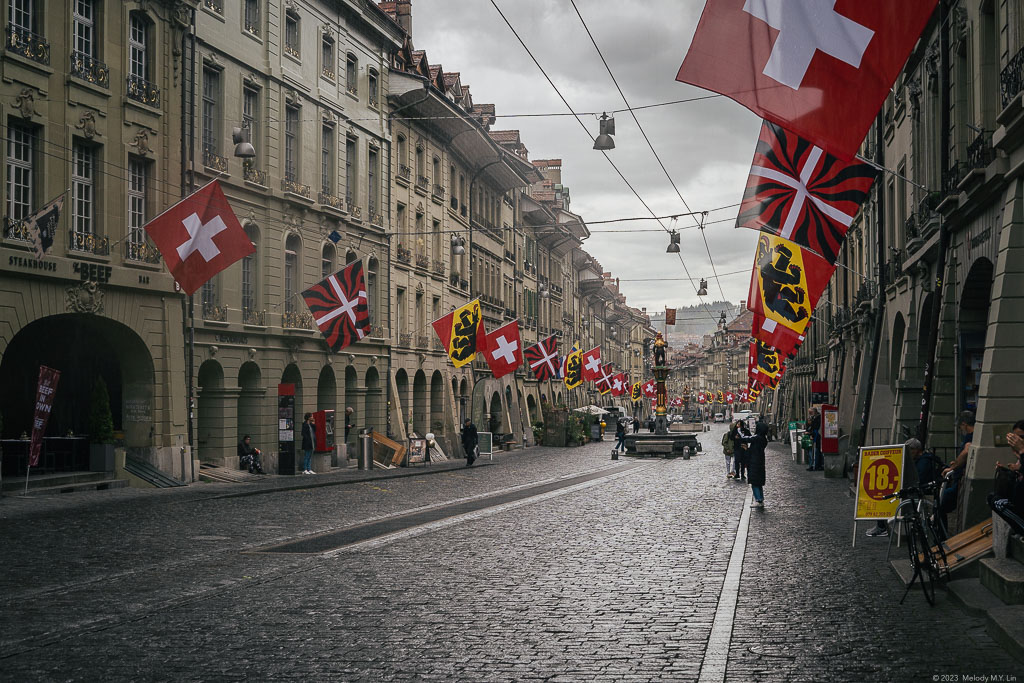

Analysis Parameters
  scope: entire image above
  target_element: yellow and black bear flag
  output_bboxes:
[432,299,485,368]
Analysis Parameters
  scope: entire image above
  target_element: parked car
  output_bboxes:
[714,413,725,423]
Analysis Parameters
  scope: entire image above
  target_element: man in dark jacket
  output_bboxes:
[807,408,823,471]
[461,418,478,466]
[237,435,264,474]
[736,422,769,507]
[301,412,315,474]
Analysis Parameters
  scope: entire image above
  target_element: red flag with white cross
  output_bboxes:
[610,373,628,397]
[676,0,938,158]
[581,346,603,382]
[641,379,658,399]
[144,180,253,296]
[482,320,523,380]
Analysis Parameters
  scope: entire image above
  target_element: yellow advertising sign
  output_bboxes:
[854,445,905,520]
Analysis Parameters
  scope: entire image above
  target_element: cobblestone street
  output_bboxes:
[1,424,1019,682]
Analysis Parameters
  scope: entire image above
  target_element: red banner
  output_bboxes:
[29,365,61,467]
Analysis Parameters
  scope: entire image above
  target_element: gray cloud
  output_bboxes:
[413,0,763,310]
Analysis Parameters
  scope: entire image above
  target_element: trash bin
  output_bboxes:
[358,429,373,471]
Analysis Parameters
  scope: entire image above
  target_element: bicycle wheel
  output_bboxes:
[899,517,925,603]
[912,522,938,605]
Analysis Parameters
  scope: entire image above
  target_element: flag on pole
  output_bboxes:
[596,364,614,395]
[301,261,371,352]
[641,379,657,399]
[524,335,560,381]
[482,320,523,379]
[747,233,835,341]
[581,346,603,381]
[12,193,65,260]
[432,299,485,369]
[144,180,254,295]
[610,373,628,397]
[563,343,583,390]
[630,382,642,403]
[28,365,61,468]
[665,307,676,326]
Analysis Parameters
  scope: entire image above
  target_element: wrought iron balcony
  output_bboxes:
[282,310,313,329]
[396,245,412,264]
[244,19,260,37]
[242,308,266,326]
[432,184,445,200]
[350,205,362,220]
[243,161,267,186]
[416,334,430,348]
[1001,46,1024,109]
[69,230,109,256]
[399,332,413,348]
[70,52,109,87]
[5,24,49,65]
[369,324,386,339]
[4,217,31,241]
[125,238,160,264]
[204,0,223,15]
[281,177,310,198]
[432,337,444,352]
[942,161,966,196]
[415,253,429,269]
[202,302,228,322]
[432,259,445,276]
[966,130,995,171]
[415,175,429,190]
[318,191,344,211]
[397,164,411,182]
[126,75,160,107]
[203,149,228,173]
[504,249,514,261]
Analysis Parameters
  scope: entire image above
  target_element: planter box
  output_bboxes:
[89,443,115,472]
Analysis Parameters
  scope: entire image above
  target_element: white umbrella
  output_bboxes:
[574,405,610,415]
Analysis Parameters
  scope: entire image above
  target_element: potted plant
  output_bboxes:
[88,377,116,471]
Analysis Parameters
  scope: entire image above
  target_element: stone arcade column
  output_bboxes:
[962,179,1024,526]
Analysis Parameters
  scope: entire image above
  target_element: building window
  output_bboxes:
[321,243,335,278]
[71,142,95,238]
[10,0,35,31]
[284,234,300,314]
[284,11,300,59]
[242,226,258,315]
[284,105,299,182]
[5,122,34,225]
[126,156,147,249]
[243,0,260,36]
[346,54,357,95]
[321,124,334,194]
[73,0,95,58]
[396,203,406,238]
[345,136,357,206]
[415,145,424,179]
[128,13,147,81]
[368,147,379,219]
[242,85,260,170]
[367,257,378,326]
[201,278,218,313]
[396,134,407,172]
[202,67,220,157]
[396,288,405,335]
[321,35,334,79]
[368,69,378,107]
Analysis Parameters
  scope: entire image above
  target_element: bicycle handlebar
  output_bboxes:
[883,480,940,500]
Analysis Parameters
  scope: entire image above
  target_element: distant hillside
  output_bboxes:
[649,301,743,340]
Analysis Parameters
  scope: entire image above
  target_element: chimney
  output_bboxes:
[740,300,746,310]
[396,0,412,37]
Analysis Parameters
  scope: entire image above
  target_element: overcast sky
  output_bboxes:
[413,0,764,314]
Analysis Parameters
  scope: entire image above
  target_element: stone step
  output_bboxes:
[979,558,1024,605]
[985,605,1024,664]
[947,578,1005,617]
[1,470,109,492]
[16,478,128,497]
[1010,534,1024,562]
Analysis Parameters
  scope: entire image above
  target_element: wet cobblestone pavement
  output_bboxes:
[1,424,1019,681]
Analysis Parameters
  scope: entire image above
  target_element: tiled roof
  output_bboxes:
[428,65,441,81]
[489,129,521,143]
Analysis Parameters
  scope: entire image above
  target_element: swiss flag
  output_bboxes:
[726,391,735,403]
[642,380,658,399]
[145,181,253,295]
[581,346,603,381]
[677,0,938,158]
[482,321,522,380]
[610,373,628,397]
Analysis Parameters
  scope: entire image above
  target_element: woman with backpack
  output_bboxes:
[722,422,738,478]
[734,421,751,481]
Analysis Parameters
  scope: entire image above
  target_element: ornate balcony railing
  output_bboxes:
[242,308,266,326]
[432,259,446,276]
[281,177,310,198]
[284,44,300,60]
[396,245,412,264]
[346,84,357,97]
[69,230,109,256]
[369,95,378,108]
[126,75,160,107]
[318,191,344,211]
[416,334,430,348]
[943,161,966,196]
[369,211,383,227]
[70,51,109,87]
[415,253,429,269]
[4,217,31,241]
[282,310,313,329]
[243,161,266,186]
[416,175,429,190]
[244,18,260,36]
[369,324,386,339]
[204,0,223,15]
[202,302,228,322]
[5,25,49,65]
[321,67,335,80]
[1001,46,1024,109]
[432,337,444,353]
[397,164,411,182]
[203,149,228,173]
[504,249,514,261]
[399,332,413,348]
[125,239,160,264]
[432,184,445,200]
[966,130,995,170]
[350,205,362,220]
[904,212,919,242]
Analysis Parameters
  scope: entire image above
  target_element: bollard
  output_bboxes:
[358,429,373,470]
[611,448,618,461]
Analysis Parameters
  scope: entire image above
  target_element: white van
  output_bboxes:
[713,413,725,423]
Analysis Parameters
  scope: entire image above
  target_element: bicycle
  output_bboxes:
[884,482,949,606]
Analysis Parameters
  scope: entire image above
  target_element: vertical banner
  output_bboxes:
[278,383,296,475]
[821,404,839,454]
[28,365,61,468]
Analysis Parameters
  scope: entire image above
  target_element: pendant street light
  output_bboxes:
[697,278,708,296]
[666,230,681,253]
[539,284,550,299]
[593,113,616,151]
[450,233,466,255]
[232,127,256,158]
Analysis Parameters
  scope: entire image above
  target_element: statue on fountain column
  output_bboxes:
[653,332,667,367]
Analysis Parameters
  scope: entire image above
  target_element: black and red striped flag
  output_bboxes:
[524,335,559,381]
[302,260,371,353]
[737,121,879,264]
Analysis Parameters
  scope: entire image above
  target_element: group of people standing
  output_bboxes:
[722,419,769,507]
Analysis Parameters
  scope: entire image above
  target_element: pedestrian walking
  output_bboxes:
[614,419,627,453]
[734,421,751,481]
[632,416,640,434]
[301,412,315,474]
[807,408,823,471]
[736,422,770,507]
[722,422,738,478]
[461,418,478,466]
[344,406,355,443]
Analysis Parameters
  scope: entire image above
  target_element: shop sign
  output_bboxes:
[854,444,904,520]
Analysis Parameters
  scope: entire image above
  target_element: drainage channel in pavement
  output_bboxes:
[253,461,648,555]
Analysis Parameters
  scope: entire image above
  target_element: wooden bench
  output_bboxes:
[502,440,518,451]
